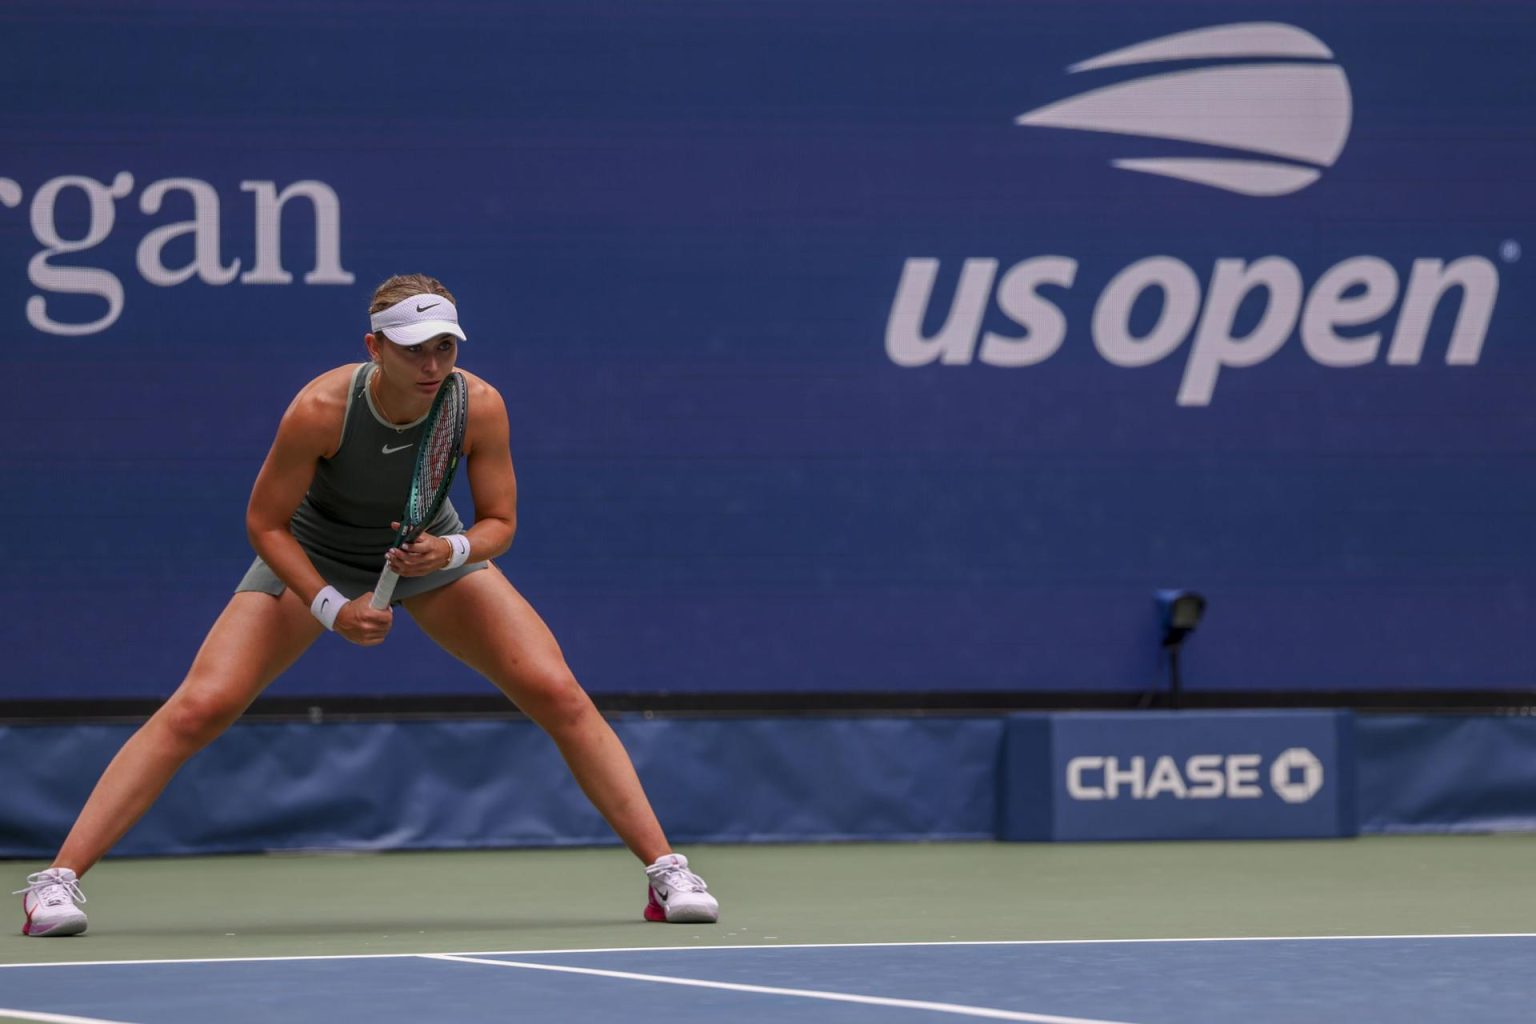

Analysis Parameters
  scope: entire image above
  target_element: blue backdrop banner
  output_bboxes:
[3,2,1533,700]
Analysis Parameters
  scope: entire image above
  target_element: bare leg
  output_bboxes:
[404,566,671,864]
[54,591,322,876]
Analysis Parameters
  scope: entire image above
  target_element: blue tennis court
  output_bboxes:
[4,935,1534,1024]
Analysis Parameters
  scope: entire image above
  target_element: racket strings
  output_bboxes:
[421,404,460,493]
[406,375,467,526]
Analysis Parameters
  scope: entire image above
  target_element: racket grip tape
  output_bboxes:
[371,567,401,610]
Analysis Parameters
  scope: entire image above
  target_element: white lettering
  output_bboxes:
[1103,755,1145,800]
[979,256,1076,367]
[886,257,996,367]
[1093,256,1200,367]
[7,173,355,337]
[1178,257,1303,406]
[884,252,1500,403]
[1386,257,1499,366]
[1301,256,1397,367]
[1300,256,1396,367]
[1066,751,1329,803]
[137,178,240,286]
[1143,755,1188,799]
[1226,754,1263,798]
[1185,754,1225,798]
[27,173,134,336]
[239,179,355,285]
[1066,756,1105,800]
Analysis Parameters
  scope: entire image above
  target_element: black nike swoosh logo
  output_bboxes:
[416,302,440,312]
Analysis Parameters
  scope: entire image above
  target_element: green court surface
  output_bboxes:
[5,835,1534,965]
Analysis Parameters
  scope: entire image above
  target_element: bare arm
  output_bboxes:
[460,378,518,559]
[246,371,392,644]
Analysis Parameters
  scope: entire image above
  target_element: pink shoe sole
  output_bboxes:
[643,886,667,922]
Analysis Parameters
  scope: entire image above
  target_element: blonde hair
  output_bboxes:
[368,273,456,316]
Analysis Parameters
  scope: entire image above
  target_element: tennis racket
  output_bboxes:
[370,371,469,609]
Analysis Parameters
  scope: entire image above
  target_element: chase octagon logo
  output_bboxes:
[1270,746,1326,804]
[1016,22,1352,197]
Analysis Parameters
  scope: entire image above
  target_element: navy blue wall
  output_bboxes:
[3,1,1533,700]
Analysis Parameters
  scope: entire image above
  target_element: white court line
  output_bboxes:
[4,932,1535,970]
[425,952,1142,1024]
[0,1010,142,1024]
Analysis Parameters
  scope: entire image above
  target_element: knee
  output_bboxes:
[512,666,593,735]
[154,687,244,752]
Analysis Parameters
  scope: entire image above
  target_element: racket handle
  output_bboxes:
[371,567,401,610]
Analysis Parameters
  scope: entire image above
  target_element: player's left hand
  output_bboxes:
[386,522,451,577]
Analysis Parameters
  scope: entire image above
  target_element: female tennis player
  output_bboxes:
[16,274,719,936]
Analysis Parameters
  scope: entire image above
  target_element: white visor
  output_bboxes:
[369,294,467,346]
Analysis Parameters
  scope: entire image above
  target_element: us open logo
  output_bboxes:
[1016,22,1351,197]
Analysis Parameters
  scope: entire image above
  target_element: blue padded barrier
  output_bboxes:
[3,713,1533,858]
[1356,714,1536,834]
[0,717,1003,858]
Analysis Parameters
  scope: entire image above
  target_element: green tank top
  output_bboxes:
[288,363,465,572]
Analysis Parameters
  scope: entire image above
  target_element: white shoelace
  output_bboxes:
[650,863,709,894]
[13,871,86,907]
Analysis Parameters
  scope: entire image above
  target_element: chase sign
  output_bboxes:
[1000,711,1357,841]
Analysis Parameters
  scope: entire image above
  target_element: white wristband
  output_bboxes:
[310,586,345,631]
[444,533,472,570]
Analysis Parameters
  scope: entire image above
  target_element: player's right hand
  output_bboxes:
[335,594,393,646]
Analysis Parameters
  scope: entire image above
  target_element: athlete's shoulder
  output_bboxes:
[299,363,362,398]
[453,368,509,452]
[455,368,507,415]
[453,367,498,396]
[280,364,361,453]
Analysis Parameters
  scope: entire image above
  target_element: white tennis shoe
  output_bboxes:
[16,867,88,937]
[644,853,719,924]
